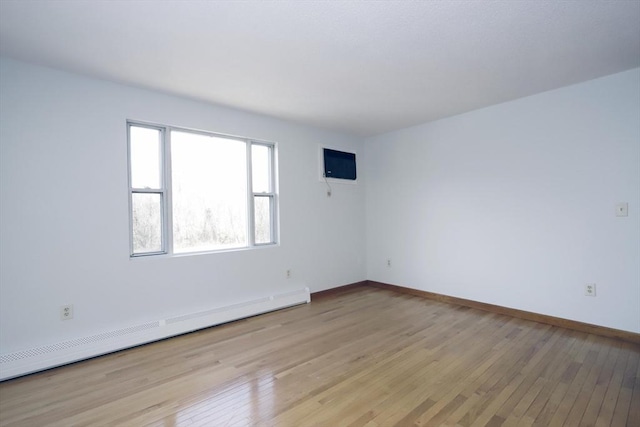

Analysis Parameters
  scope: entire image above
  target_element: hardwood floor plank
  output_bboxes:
[368,316,544,426]
[610,345,639,426]
[546,337,602,426]
[523,333,592,426]
[426,327,559,426]
[561,340,615,427]
[481,331,582,426]
[594,343,631,427]
[626,355,640,426]
[514,333,586,425]
[579,341,623,425]
[0,285,637,427]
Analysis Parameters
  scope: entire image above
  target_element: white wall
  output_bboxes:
[0,57,366,354]
[2,57,637,364]
[365,68,640,333]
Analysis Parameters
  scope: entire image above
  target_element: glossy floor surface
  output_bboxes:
[0,286,638,426]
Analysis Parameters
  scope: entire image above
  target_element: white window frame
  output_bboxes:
[250,142,278,247]
[127,121,278,257]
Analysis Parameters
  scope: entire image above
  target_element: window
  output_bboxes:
[128,122,277,257]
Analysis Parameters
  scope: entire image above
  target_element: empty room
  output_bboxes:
[0,1,638,426]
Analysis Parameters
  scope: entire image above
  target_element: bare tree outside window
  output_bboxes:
[171,131,248,252]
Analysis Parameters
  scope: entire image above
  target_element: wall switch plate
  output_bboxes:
[615,202,628,217]
[585,283,596,297]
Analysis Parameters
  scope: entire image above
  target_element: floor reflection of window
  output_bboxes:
[172,372,276,425]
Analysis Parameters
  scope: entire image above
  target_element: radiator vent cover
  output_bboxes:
[0,321,160,364]
[0,287,310,380]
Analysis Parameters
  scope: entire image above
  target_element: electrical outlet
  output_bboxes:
[585,283,596,297]
[387,259,392,267]
[286,269,291,279]
[60,304,74,320]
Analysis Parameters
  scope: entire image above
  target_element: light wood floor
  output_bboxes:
[0,286,638,426]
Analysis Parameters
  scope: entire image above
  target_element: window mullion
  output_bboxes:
[269,193,275,245]
[127,123,134,257]
[247,141,255,247]
[269,146,277,245]
[164,128,173,255]
[131,188,162,194]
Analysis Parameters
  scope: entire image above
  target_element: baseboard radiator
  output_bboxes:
[0,287,310,381]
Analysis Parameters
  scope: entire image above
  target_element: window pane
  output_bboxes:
[254,195,272,244]
[132,193,162,253]
[171,131,248,252]
[130,126,162,189]
[252,144,271,193]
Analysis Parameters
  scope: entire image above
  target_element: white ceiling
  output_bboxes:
[1,1,639,137]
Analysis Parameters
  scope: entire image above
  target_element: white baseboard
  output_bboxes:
[0,287,310,381]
